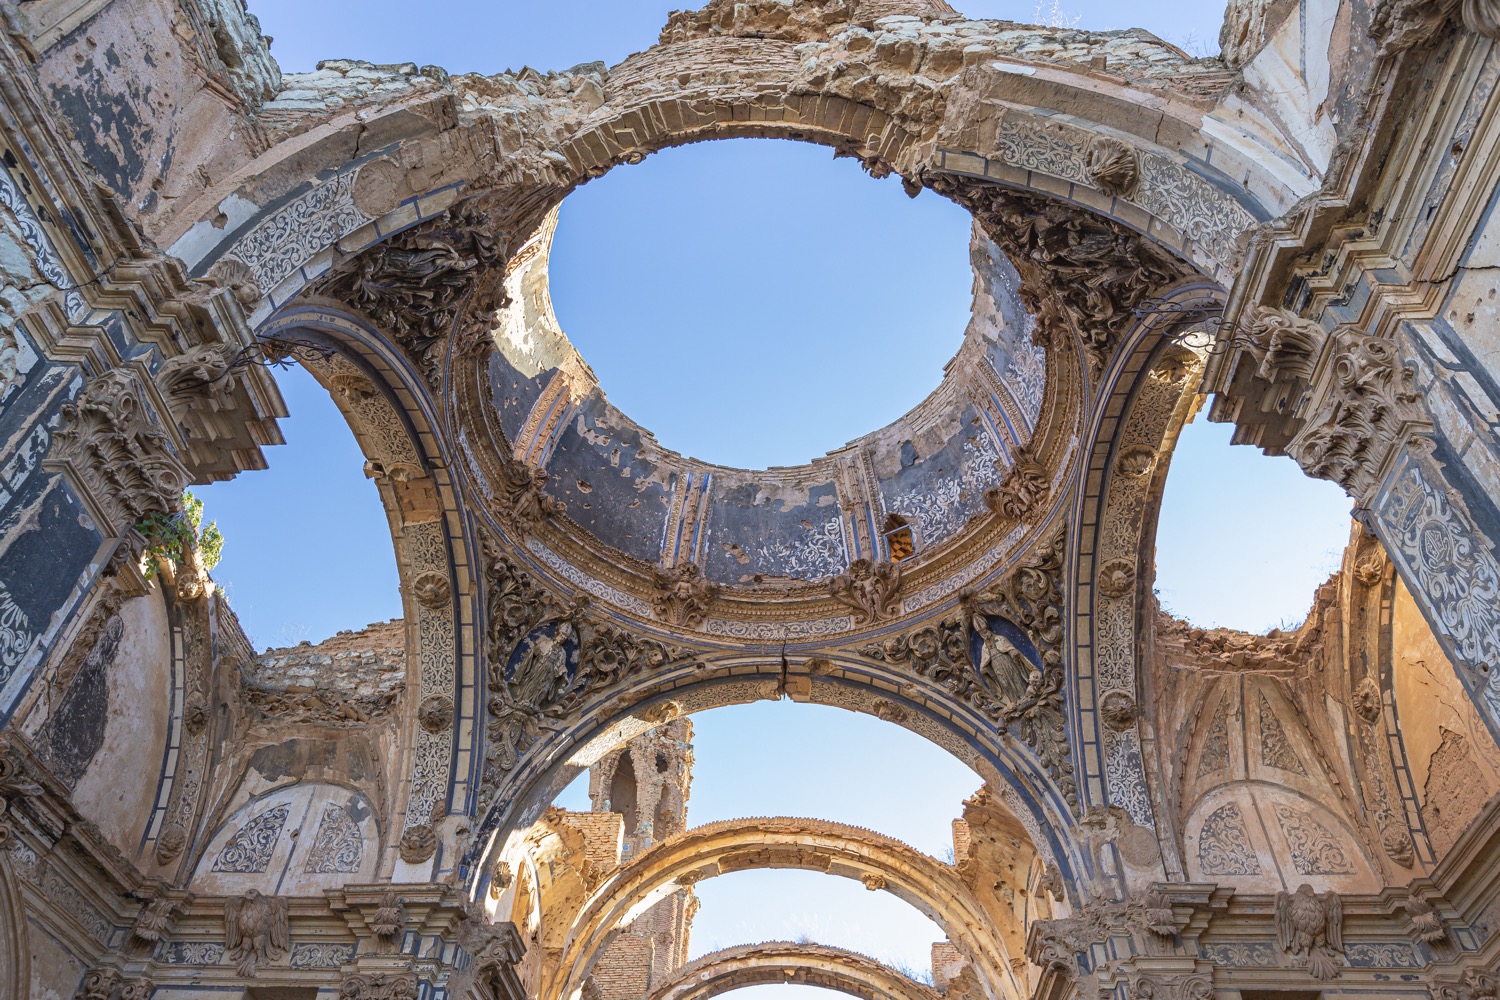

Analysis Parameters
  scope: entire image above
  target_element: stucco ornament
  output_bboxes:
[1289,332,1420,499]
[928,177,1186,367]
[44,368,189,531]
[77,968,122,1000]
[399,822,438,864]
[419,694,454,733]
[323,201,508,381]
[341,972,419,1000]
[1405,897,1448,943]
[371,891,406,951]
[1097,559,1137,599]
[1353,677,1383,724]
[651,562,719,628]
[497,457,567,529]
[224,890,290,978]
[985,449,1049,521]
[130,897,180,943]
[829,558,902,624]
[1085,136,1140,197]
[1115,444,1157,478]
[1245,306,1325,384]
[1130,973,1213,1000]
[1099,691,1138,731]
[412,571,452,610]
[1275,884,1344,980]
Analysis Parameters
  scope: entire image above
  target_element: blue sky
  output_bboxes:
[194,0,1352,990]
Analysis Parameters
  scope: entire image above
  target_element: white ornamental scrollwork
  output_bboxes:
[1375,458,1500,702]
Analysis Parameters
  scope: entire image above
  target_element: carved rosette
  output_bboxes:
[651,561,719,628]
[45,369,188,531]
[829,558,902,624]
[1085,136,1140,198]
[411,571,452,610]
[1288,332,1422,499]
[399,823,438,864]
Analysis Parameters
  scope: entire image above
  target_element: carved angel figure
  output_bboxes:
[499,459,566,528]
[1275,883,1343,980]
[225,889,289,978]
[829,558,901,624]
[651,562,717,628]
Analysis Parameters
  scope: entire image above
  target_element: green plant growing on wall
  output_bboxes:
[136,491,224,581]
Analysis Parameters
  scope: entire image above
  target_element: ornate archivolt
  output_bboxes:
[647,941,941,1000]
[542,816,1023,1000]
[251,304,486,867]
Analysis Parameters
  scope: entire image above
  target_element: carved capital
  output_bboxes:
[1287,331,1423,499]
[1129,972,1214,1000]
[45,369,188,532]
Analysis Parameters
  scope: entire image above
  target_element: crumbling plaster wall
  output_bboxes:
[30,0,277,219]
[1392,579,1500,857]
[25,590,172,859]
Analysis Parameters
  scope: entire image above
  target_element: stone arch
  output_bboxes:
[152,14,1329,909]
[544,816,1019,1000]
[1064,281,1223,882]
[470,654,1089,907]
[165,26,1298,321]
[647,941,942,1000]
[249,303,486,869]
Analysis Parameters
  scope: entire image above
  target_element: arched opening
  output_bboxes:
[610,749,641,842]
[1154,415,1353,633]
[194,364,401,648]
[517,700,1045,1000]
[547,137,973,470]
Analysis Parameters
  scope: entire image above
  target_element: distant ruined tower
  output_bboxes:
[581,718,697,999]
